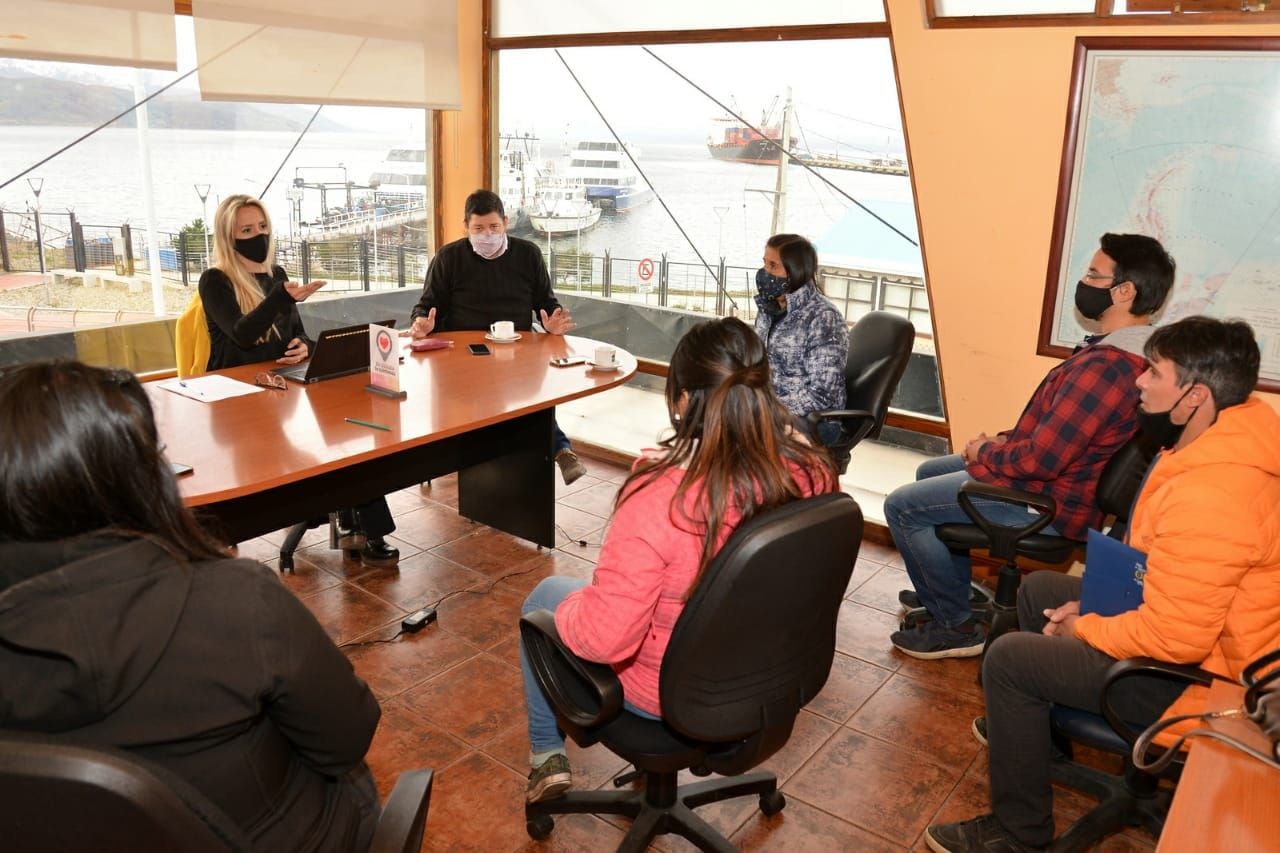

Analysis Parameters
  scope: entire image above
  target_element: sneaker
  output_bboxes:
[526,753,572,803]
[926,814,1046,852]
[890,620,985,660]
[898,587,987,611]
[555,449,587,486]
[972,716,988,747]
[360,539,400,568]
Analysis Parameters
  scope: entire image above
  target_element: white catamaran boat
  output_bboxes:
[563,140,652,212]
[527,175,602,235]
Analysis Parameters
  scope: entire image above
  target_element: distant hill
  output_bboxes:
[0,70,349,132]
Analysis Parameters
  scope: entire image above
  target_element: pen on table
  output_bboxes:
[345,417,391,431]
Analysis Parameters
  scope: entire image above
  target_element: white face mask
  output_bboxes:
[468,232,508,260]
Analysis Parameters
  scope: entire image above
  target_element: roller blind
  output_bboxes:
[0,0,176,69]
[491,1,884,38]
[190,0,459,109]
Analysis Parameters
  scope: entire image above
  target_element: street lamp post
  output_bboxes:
[27,177,45,274]
[194,184,211,267]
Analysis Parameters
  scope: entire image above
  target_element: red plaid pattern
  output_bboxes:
[967,344,1146,541]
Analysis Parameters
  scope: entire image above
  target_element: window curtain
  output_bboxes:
[1,0,176,69]
[190,0,459,109]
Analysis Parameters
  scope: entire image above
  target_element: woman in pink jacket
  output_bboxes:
[519,316,837,804]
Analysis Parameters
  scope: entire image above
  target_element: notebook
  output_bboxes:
[272,320,395,384]
[1080,529,1147,616]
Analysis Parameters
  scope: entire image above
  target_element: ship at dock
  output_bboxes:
[707,118,796,165]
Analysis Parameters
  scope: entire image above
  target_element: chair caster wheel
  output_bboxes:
[526,814,554,840]
[759,790,786,816]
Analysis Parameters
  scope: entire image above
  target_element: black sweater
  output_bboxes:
[411,237,561,331]
[199,265,313,370]
[0,536,381,851]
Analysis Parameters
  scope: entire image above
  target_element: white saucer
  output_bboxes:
[587,360,621,372]
[485,332,522,343]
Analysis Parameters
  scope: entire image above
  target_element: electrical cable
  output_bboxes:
[641,47,917,248]
[553,49,739,311]
[261,106,324,197]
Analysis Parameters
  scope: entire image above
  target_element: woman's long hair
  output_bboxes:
[0,361,227,561]
[619,317,837,596]
[211,194,279,341]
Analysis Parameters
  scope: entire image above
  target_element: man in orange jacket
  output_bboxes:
[926,316,1280,853]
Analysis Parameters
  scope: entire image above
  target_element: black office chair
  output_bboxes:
[520,493,863,852]
[902,434,1157,656]
[1047,657,1222,851]
[279,512,348,573]
[0,731,434,853]
[807,311,915,474]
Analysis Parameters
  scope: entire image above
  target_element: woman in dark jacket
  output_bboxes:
[198,193,398,568]
[0,361,382,852]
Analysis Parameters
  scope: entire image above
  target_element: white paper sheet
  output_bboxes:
[156,375,265,403]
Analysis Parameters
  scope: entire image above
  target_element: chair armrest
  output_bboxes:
[1100,657,1225,746]
[954,481,1058,551]
[368,769,433,853]
[519,610,624,729]
[806,408,877,448]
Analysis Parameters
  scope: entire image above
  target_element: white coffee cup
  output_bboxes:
[490,320,515,339]
[594,345,618,367]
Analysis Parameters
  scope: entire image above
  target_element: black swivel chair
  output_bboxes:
[902,434,1157,656]
[1047,657,1222,851]
[807,311,915,474]
[0,731,434,853]
[520,493,863,852]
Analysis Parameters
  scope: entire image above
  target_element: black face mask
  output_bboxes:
[234,233,270,264]
[1136,385,1198,450]
[1074,280,1115,321]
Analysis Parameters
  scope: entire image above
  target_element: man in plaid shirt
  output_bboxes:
[885,233,1175,659]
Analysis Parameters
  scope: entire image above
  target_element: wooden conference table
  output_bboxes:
[147,332,636,548]
[1157,679,1280,852]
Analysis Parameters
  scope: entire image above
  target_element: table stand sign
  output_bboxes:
[366,324,408,400]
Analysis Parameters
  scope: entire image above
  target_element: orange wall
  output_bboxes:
[885,0,1280,444]
[436,0,486,245]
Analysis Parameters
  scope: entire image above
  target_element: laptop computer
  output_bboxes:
[271,320,396,384]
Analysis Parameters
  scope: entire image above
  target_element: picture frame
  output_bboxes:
[1040,36,1280,392]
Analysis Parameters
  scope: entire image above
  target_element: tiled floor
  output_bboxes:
[245,455,1156,852]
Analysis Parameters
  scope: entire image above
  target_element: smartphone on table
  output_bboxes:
[468,343,492,356]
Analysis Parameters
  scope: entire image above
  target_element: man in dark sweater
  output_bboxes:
[411,189,586,484]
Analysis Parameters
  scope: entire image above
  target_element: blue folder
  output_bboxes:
[1080,529,1147,617]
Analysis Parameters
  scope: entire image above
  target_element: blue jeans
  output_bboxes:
[883,454,1060,630]
[553,422,572,454]
[520,576,657,755]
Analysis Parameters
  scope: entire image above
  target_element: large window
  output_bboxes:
[0,16,434,335]
[494,38,943,424]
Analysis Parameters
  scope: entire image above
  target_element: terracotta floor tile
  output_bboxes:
[267,552,344,597]
[556,480,622,519]
[858,540,902,566]
[921,768,989,836]
[806,652,894,724]
[835,600,906,670]
[404,652,524,747]
[298,583,405,645]
[731,797,902,852]
[851,564,913,615]
[894,654,985,701]
[488,635,524,671]
[579,456,631,483]
[513,813,630,851]
[432,584,527,651]
[259,522,331,550]
[555,471,605,500]
[365,695,470,800]
[499,549,597,597]
[294,533,422,582]
[431,527,548,577]
[845,557,887,598]
[847,674,986,773]
[389,502,482,552]
[346,628,481,700]
[352,550,487,611]
[481,722,631,795]
[554,504,608,546]
[420,751,529,852]
[784,728,958,847]
[418,472,459,509]
[557,537,603,564]
[386,485,436,515]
